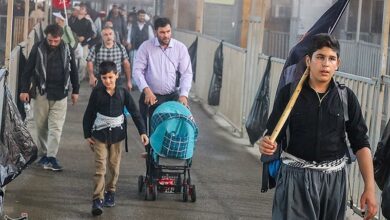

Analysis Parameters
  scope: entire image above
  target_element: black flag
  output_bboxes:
[276,0,350,93]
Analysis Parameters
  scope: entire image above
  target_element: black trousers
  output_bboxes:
[138,91,179,134]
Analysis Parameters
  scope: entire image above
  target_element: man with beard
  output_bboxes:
[86,26,131,91]
[19,24,79,171]
[133,17,193,125]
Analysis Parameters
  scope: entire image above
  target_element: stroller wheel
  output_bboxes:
[182,185,189,202]
[138,175,144,193]
[151,183,158,201]
[145,183,154,201]
[189,185,196,202]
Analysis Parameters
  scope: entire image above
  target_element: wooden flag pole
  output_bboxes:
[269,67,309,142]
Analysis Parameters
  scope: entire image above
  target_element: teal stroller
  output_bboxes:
[138,101,199,202]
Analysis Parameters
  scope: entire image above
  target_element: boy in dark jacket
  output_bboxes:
[83,61,148,216]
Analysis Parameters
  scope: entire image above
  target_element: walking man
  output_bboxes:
[259,34,377,220]
[86,26,131,90]
[19,24,79,171]
[133,17,192,124]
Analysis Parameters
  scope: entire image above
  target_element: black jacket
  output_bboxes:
[266,78,369,162]
[20,40,79,99]
[83,86,146,144]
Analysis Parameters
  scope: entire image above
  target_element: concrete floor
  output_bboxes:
[2,82,272,219]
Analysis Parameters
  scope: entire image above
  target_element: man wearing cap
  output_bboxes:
[94,11,107,34]
[54,12,76,49]
[107,4,127,44]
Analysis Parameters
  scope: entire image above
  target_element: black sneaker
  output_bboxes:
[37,155,48,167]
[43,157,63,171]
[103,191,115,207]
[91,199,103,216]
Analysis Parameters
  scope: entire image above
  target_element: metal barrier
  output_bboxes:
[263,30,290,59]
[218,42,246,133]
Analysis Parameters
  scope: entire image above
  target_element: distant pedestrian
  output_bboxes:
[83,61,148,216]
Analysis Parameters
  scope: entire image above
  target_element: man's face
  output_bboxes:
[156,25,172,47]
[112,7,119,15]
[102,28,115,43]
[306,47,340,84]
[79,6,87,16]
[46,34,61,49]
[101,71,118,90]
[137,13,146,23]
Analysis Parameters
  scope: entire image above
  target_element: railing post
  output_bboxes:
[373,0,390,147]
[4,0,14,69]
[242,0,267,135]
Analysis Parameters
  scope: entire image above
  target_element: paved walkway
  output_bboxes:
[2,82,272,219]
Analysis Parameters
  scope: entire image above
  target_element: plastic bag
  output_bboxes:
[245,56,272,145]
[208,41,223,106]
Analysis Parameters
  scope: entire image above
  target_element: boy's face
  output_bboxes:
[306,46,340,84]
[101,71,119,90]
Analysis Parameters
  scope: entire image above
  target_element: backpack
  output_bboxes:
[261,79,354,192]
[117,87,129,152]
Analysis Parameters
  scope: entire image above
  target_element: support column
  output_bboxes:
[5,0,14,68]
[356,0,362,42]
[242,0,267,128]
[23,0,30,41]
[373,0,390,145]
[195,0,204,33]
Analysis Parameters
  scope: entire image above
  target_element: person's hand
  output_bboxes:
[144,88,157,105]
[140,134,149,146]
[360,188,377,220]
[127,79,132,91]
[126,43,132,50]
[19,93,30,103]
[258,136,277,155]
[89,75,97,87]
[86,138,96,152]
[71,94,79,105]
[178,96,188,107]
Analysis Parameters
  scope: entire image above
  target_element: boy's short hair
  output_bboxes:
[307,33,340,58]
[154,17,171,30]
[99,61,117,75]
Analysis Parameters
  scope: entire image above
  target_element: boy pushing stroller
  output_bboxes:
[83,61,149,216]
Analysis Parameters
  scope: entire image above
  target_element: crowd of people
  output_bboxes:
[57,3,156,83]
[18,2,193,217]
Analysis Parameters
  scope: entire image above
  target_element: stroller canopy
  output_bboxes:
[150,101,198,159]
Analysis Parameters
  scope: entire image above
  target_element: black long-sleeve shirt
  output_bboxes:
[69,17,94,46]
[266,79,370,162]
[83,86,146,144]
